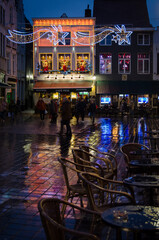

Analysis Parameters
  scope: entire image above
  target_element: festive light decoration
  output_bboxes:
[6,25,132,45]
[112,25,132,45]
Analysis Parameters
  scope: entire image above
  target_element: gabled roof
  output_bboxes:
[93,0,152,27]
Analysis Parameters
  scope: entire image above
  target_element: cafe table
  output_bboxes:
[130,158,159,174]
[130,149,159,158]
[101,205,159,240]
[123,174,159,205]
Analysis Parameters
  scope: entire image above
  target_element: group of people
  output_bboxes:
[36,97,58,122]
[36,96,97,136]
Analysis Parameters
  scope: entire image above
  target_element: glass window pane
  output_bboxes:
[138,35,143,44]
[119,60,124,73]
[144,60,149,73]
[138,60,143,73]
[125,60,130,73]
[144,34,150,44]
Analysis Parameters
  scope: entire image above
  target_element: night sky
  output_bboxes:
[23,0,159,27]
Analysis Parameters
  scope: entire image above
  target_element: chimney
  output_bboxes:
[85,4,91,17]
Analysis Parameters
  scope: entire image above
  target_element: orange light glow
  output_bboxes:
[33,18,95,26]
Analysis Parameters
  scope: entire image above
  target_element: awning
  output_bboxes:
[33,81,92,92]
[0,82,11,89]
[97,81,159,94]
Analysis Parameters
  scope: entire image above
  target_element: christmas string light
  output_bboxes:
[6,25,132,45]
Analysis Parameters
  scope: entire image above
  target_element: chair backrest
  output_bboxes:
[72,148,115,179]
[38,197,100,240]
[120,143,149,165]
[58,157,100,183]
[38,198,65,240]
[79,172,135,213]
[80,145,118,175]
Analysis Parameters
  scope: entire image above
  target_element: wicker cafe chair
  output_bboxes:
[72,149,114,180]
[120,143,149,175]
[38,197,102,240]
[58,157,101,207]
[79,172,135,214]
[80,145,118,179]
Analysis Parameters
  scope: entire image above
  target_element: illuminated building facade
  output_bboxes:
[32,16,96,105]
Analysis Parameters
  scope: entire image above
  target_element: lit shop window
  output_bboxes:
[99,54,112,74]
[137,34,150,45]
[76,54,90,72]
[137,53,150,74]
[58,54,71,71]
[40,54,53,72]
[118,53,131,74]
[99,35,112,46]
[58,32,71,45]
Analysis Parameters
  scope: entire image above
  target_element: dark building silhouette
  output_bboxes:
[93,0,151,27]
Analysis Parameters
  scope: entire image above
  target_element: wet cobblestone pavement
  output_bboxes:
[0,114,159,239]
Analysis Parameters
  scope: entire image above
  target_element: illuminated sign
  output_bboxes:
[6,25,132,46]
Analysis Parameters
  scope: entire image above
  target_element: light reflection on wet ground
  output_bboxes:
[0,116,159,239]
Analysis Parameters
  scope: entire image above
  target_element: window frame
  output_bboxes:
[39,53,53,73]
[137,34,150,45]
[57,53,72,71]
[137,53,150,74]
[99,53,112,74]
[75,53,90,72]
[99,35,112,46]
[118,53,131,74]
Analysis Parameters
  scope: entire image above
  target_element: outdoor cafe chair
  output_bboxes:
[120,143,149,176]
[72,148,114,180]
[58,157,101,208]
[38,197,103,240]
[79,172,136,214]
[80,145,118,179]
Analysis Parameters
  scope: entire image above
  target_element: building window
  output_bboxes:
[0,33,5,57]
[118,53,131,74]
[7,52,11,74]
[137,53,150,74]
[99,54,112,74]
[0,6,5,25]
[40,54,53,72]
[58,32,71,45]
[58,54,71,71]
[99,35,112,46]
[76,53,90,72]
[39,32,52,46]
[76,32,90,45]
[137,34,150,45]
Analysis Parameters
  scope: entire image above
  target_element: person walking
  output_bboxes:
[36,97,46,120]
[49,98,58,123]
[59,97,72,136]
[88,99,96,125]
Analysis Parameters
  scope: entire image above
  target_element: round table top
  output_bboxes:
[130,158,159,167]
[123,175,159,188]
[102,205,159,231]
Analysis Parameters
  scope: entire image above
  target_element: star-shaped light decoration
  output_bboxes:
[112,25,132,45]
[51,25,69,45]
